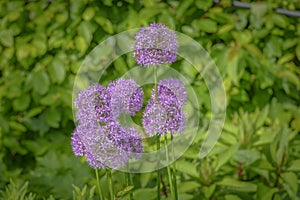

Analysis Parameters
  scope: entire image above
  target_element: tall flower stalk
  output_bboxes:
[134,22,184,200]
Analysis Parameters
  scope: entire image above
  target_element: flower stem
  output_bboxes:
[107,169,114,200]
[171,136,178,200]
[165,135,174,199]
[157,135,161,200]
[95,169,104,200]
[126,172,133,200]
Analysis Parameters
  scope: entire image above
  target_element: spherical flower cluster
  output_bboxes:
[107,78,144,119]
[74,84,112,123]
[71,79,143,169]
[133,23,178,66]
[143,78,187,136]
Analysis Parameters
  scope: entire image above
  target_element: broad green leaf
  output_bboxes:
[216,144,239,171]
[133,188,156,200]
[176,160,198,178]
[8,121,27,132]
[255,104,269,129]
[195,0,214,11]
[202,184,216,199]
[82,7,95,21]
[217,178,257,192]
[48,58,66,84]
[176,0,193,19]
[226,47,240,86]
[288,159,300,171]
[45,107,61,128]
[75,36,88,53]
[178,181,200,193]
[32,70,50,95]
[282,172,298,194]
[257,183,278,200]
[140,173,151,188]
[198,19,218,33]
[12,95,30,111]
[234,149,260,166]
[114,57,128,75]
[0,30,14,47]
[94,16,114,34]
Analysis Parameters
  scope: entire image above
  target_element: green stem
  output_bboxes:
[157,135,161,200]
[165,135,174,199]
[107,169,114,200]
[95,169,104,200]
[171,136,178,200]
[126,172,133,200]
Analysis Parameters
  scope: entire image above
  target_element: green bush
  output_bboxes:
[0,0,299,199]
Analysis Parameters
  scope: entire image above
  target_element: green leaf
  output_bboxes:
[176,0,193,19]
[114,57,128,75]
[257,183,278,200]
[216,144,239,171]
[178,181,200,193]
[199,19,218,33]
[234,149,260,166]
[94,16,114,34]
[0,30,14,47]
[255,105,269,129]
[282,172,298,194]
[75,36,88,53]
[82,7,95,21]
[288,159,300,171]
[176,160,198,178]
[32,70,50,95]
[12,95,30,111]
[202,184,216,199]
[48,58,66,84]
[45,107,61,128]
[133,188,156,200]
[8,121,27,132]
[226,47,240,86]
[217,178,257,192]
[140,173,151,188]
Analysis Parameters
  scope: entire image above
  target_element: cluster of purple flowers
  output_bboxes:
[71,78,144,169]
[72,22,187,168]
[133,23,178,66]
[143,78,187,136]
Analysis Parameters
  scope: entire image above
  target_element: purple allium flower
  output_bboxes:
[107,78,143,119]
[71,130,85,156]
[143,101,168,136]
[133,23,178,66]
[143,78,187,136]
[158,78,187,106]
[75,84,112,123]
[71,120,143,169]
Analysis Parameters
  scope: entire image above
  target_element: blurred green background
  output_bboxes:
[0,0,299,199]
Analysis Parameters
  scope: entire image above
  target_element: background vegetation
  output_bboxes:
[0,0,299,199]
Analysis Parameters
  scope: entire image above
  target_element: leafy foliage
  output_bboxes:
[0,0,299,199]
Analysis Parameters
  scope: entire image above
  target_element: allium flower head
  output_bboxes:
[75,84,112,123]
[133,23,178,66]
[107,78,143,119]
[71,130,85,156]
[71,120,143,169]
[158,78,187,107]
[143,83,186,136]
[143,101,168,136]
